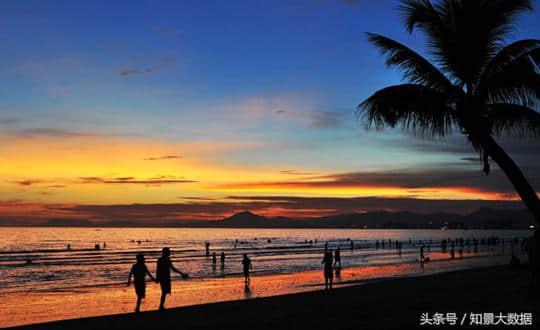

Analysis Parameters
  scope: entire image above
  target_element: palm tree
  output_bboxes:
[358,0,540,223]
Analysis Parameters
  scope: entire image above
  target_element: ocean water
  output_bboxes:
[0,227,532,295]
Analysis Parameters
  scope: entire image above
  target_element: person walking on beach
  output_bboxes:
[156,247,189,311]
[212,252,217,270]
[127,253,155,313]
[242,254,252,284]
[322,250,334,290]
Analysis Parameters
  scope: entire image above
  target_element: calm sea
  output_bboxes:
[0,227,532,295]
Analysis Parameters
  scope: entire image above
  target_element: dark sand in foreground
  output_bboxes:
[11,265,539,330]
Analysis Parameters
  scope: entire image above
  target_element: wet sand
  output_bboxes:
[2,252,534,329]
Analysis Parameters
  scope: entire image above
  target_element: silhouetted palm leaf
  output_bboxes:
[399,0,533,86]
[366,33,456,91]
[488,103,540,136]
[359,84,455,137]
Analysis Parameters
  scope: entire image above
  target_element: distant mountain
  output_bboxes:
[1,208,535,229]
[220,211,270,227]
[207,209,534,229]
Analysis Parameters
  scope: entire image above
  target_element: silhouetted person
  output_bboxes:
[530,231,540,293]
[334,247,341,269]
[324,242,328,251]
[212,252,217,270]
[376,240,379,249]
[156,247,188,311]
[205,242,210,256]
[242,254,252,284]
[322,250,333,290]
[127,253,155,313]
[420,244,426,264]
[94,243,100,251]
[220,251,225,268]
[350,240,354,251]
[450,241,455,259]
[67,244,71,251]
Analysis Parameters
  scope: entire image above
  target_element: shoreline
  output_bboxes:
[8,264,538,330]
[1,252,525,328]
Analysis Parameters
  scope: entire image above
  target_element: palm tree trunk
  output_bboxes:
[482,135,540,224]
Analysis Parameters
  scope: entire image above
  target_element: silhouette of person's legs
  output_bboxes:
[135,296,142,313]
[159,293,166,311]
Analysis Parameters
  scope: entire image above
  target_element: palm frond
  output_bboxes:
[478,39,540,89]
[358,84,455,137]
[482,50,540,107]
[366,33,457,92]
[399,0,439,34]
[398,0,533,87]
[488,103,540,136]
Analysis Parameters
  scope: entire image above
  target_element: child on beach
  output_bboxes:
[156,247,189,311]
[127,253,155,313]
[242,254,252,284]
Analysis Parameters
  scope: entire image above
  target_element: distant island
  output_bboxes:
[1,208,535,229]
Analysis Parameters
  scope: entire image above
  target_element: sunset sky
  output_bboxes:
[1,0,539,223]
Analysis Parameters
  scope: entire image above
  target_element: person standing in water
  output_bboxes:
[212,252,217,270]
[334,247,341,269]
[206,241,211,256]
[156,247,188,311]
[242,254,252,284]
[220,251,225,269]
[322,250,334,290]
[127,253,155,313]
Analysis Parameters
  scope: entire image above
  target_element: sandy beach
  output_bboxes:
[3,248,536,330]
[6,264,537,330]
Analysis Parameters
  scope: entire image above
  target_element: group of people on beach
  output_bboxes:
[125,233,540,313]
[127,246,254,312]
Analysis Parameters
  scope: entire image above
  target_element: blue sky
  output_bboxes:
[1,0,539,222]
